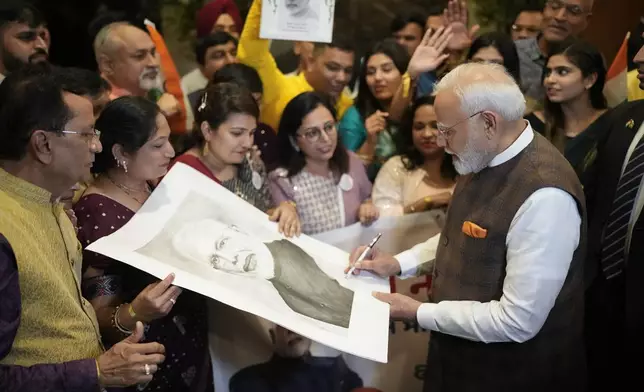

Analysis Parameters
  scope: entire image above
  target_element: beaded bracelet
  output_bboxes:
[111,304,133,335]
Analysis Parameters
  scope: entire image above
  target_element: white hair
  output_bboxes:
[434,62,526,121]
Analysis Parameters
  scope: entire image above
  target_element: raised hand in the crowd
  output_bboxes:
[130,273,182,323]
[97,322,166,387]
[358,200,380,226]
[364,110,389,137]
[407,25,454,79]
[345,246,400,278]
[270,201,301,237]
[442,0,480,52]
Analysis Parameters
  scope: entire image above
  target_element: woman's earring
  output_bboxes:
[122,161,128,173]
[289,136,300,152]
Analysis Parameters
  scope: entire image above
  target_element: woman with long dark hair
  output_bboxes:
[338,39,409,180]
[541,40,611,178]
[339,39,409,179]
[173,82,300,237]
[75,96,213,392]
[269,92,378,235]
[372,95,457,215]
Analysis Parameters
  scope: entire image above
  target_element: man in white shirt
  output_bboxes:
[349,62,586,391]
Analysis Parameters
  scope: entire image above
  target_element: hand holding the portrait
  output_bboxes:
[358,200,379,226]
[372,292,423,320]
[97,322,166,387]
[130,273,182,323]
[270,201,301,238]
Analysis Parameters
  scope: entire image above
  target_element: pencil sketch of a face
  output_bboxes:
[283,0,317,20]
[172,218,354,328]
[172,220,275,279]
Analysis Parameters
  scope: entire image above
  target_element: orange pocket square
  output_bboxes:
[462,221,488,239]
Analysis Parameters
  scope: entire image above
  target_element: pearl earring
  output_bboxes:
[122,161,128,173]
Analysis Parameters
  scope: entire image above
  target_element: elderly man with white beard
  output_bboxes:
[347,62,587,391]
[94,22,179,119]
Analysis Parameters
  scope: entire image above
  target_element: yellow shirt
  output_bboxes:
[237,0,353,131]
[628,69,644,102]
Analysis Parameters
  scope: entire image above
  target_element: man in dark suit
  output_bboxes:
[584,33,644,391]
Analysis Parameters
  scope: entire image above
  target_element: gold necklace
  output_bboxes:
[106,176,151,205]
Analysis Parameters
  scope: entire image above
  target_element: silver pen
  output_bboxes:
[345,233,382,278]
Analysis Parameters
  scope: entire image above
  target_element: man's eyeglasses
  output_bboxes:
[545,0,586,17]
[297,121,337,143]
[437,111,483,139]
[60,129,101,140]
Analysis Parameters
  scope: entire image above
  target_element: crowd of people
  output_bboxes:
[1,0,644,391]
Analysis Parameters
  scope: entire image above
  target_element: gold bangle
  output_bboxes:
[423,196,432,204]
[402,72,412,98]
[95,359,101,379]
[286,200,296,208]
[128,303,137,318]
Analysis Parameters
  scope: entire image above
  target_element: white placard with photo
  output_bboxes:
[260,0,335,43]
[87,163,390,363]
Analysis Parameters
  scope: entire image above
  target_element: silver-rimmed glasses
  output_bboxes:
[437,111,483,139]
[296,121,337,143]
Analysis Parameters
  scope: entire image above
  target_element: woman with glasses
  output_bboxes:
[74,96,214,391]
[372,95,457,216]
[269,92,378,235]
[173,82,301,237]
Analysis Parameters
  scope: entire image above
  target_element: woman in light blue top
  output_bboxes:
[338,39,410,180]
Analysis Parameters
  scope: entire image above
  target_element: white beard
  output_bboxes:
[448,132,492,175]
[138,69,163,93]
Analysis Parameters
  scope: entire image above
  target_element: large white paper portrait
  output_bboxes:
[87,163,389,362]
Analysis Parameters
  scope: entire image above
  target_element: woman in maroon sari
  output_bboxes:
[74,96,213,392]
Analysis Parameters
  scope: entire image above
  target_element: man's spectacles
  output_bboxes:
[437,112,483,139]
[297,121,337,143]
[545,0,586,17]
[60,129,101,140]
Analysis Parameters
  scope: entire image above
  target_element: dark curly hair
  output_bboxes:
[396,95,457,180]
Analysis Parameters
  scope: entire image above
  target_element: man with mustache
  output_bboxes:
[584,33,644,391]
[171,220,354,329]
[93,21,179,119]
[515,0,594,103]
[348,63,587,391]
[0,1,49,84]
[283,0,318,21]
